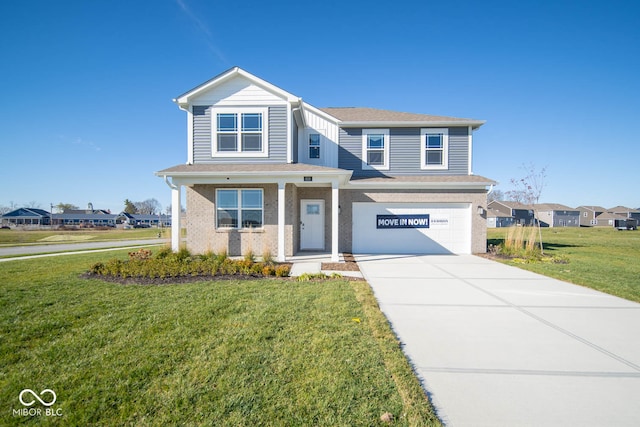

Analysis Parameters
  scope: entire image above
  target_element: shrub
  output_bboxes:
[87,249,293,282]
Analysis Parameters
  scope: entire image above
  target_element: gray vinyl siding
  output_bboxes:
[192,105,288,163]
[338,127,470,177]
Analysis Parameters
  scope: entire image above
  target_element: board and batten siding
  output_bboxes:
[190,76,285,106]
[338,127,470,177]
[192,105,288,164]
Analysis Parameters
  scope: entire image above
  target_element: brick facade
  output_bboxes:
[186,184,487,256]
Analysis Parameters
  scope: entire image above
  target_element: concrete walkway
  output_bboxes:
[356,254,640,427]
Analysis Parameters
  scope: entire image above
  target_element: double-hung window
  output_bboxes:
[421,128,448,170]
[362,129,389,170]
[309,133,320,159]
[216,189,264,229]
[212,107,268,157]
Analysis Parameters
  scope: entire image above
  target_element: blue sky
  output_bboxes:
[1,0,638,213]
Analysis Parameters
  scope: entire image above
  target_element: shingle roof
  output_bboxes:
[156,163,351,175]
[490,201,534,210]
[320,107,484,127]
[534,203,578,211]
[576,205,607,212]
[349,175,495,184]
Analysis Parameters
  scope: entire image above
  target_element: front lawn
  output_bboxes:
[487,227,640,303]
[0,251,439,426]
[0,228,162,246]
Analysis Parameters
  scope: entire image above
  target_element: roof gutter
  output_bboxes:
[337,120,486,129]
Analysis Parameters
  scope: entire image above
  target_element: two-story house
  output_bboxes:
[156,67,495,261]
[487,201,535,226]
[534,204,580,227]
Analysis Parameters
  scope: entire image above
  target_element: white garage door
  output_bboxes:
[352,203,471,254]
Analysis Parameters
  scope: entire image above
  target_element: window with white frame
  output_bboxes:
[216,189,264,228]
[212,108,268,156]
[309,133,320,159]
[362,129,389,170]
[420,128,448,169]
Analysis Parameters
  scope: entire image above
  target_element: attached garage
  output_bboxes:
[352,202,472,254]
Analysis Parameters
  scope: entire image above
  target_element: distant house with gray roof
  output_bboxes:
[576,205,607,227]
[534,204,580,227]
[488,201,535,226]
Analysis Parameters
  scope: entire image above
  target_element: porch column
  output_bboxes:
[171,183,181,252]
[277,181,286,262]
[331,180,339,262]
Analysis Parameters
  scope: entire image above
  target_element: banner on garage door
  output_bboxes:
[376,214,430,229]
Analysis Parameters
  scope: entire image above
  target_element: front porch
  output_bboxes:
[156,163,352,263]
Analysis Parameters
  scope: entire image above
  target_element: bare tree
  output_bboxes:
[135,198,162,215]
[507,163,547,253]
[488,189,505,203]
[26,201,42,209]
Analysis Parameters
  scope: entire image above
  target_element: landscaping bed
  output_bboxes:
[86,248,291,284]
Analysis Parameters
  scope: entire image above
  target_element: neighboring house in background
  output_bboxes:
[486,207,515,228]
[121,212,171,227]
[534,204,580,227]
[576,205,606,227]
[1,208,51,226]
[156,67,495,261]
[52,208,121,227]
[592,212,626,228]
[608,206,640,223]
[487,201,535,226]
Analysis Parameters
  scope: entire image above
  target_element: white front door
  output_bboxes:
[300,199,325,250]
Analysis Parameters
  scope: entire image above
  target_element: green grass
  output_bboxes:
[0,251,439,426]
[487,227,640,303]
[0,228,163,246]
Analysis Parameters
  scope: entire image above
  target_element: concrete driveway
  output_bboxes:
[356,254,640,427]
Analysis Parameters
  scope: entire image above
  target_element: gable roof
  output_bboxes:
[2,208,50,218]
[321,107,485,129]
[576,205,607,212]
[489,200,533,210]
[608,206,639,213]
[173,67,300,108]
[534,203,578,212]
[595,212,626,220]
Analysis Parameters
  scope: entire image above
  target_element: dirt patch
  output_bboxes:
[322,253,360,272]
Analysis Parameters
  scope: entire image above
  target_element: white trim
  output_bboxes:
[215,188,264,229]
[174,67,299,107]
[339,120,485,129]
[277,182,286,262]
[171,184,181,252]
[300,199,325,250]
[331,181,339,262]
[420,128,449,170]
[211,107,269,158]
[287,105,292,163]
[468,126,473,175]
[187,107,194,164]
[361,128,389,171]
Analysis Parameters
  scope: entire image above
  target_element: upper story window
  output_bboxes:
[421,128,448,170]
[309,133,320,159]
[362,129,389,170]
[212,107,268,157]
[216,189,264,229]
